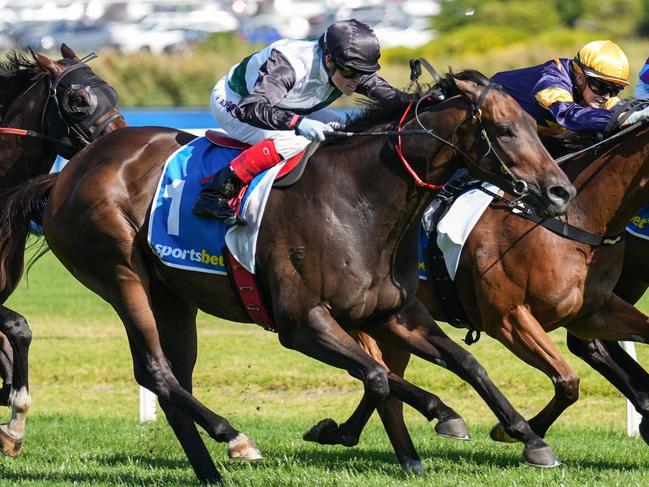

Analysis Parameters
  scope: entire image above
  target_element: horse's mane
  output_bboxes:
[340,69,491,137]
[0,50,45,115]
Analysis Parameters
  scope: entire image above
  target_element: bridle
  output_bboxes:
[407,83,531,198]
[0,52,123,155]
[332,83,532,199]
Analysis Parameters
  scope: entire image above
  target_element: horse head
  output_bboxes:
[27,44,126,158]
[410,71,576,217]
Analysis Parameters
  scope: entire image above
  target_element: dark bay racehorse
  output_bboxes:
[0,72,575,482]
[306,117,649,463]
[0,44,125,456]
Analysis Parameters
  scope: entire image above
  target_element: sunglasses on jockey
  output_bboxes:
[586,76,622,97]
[334,61,363,79]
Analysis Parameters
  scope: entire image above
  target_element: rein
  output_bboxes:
[0,127,74,148]
[331,83,531,198]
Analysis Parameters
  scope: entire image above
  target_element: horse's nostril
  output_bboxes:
[548,185,576,204]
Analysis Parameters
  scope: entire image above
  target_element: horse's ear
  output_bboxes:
[452,78,481,104]
[30,48,62,77]
[61,44,80,62]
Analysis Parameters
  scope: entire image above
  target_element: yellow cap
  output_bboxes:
[573,40,629,86]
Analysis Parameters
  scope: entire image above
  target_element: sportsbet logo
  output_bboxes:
[153,244,224,267]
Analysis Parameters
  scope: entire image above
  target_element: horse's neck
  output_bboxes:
[323,136,434,246]
[0,77,56,185]
[568,125,649,236]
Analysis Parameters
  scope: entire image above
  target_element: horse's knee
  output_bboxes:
[133,361,175,400]
[4,314,31,349]
[364,367,389,401]
[554,373,580,405]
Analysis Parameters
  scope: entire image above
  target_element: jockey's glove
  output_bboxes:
[297,118,334,141]
[625,106,649,125]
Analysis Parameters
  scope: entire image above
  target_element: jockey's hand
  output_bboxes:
[624,106,649,125]
[297,118,334,141]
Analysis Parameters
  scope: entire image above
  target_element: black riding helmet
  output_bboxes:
[318,19,381,74]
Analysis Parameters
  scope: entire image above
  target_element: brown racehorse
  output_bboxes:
[0,71,575,483]
[0,44,125,456]
[305,116,649,464]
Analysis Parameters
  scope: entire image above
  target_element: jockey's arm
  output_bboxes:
[234,49,298,131]
[356,74,415,104]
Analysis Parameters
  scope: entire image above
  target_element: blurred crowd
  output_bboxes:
[0,0,439,54]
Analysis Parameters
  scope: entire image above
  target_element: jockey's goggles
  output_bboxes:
[586,76,622,97]
[335,61,362,79]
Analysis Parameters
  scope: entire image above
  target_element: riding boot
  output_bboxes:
[192,165,244,221]
[193,139,282,223]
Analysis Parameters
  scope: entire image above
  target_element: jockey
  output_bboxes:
[491,40,637,136]
[193,19,412,221]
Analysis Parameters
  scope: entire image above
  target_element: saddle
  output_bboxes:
[205,130,314,187]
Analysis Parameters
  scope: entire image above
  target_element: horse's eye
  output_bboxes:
[496,124,514,137]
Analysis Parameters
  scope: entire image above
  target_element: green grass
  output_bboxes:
[2,251,649,485]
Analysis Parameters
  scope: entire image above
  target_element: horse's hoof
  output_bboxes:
[402,458,425,475]
[434,417,470,440]
[303,418,338,444]
[0,425,23,458]
[523,445,561,468]
[639,417,649,446]
[227,433,262,461]
[303,418,358,447]
[489,423,517,443]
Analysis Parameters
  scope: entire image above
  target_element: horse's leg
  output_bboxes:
[0,332,13,406]
[53,236,259,482]
[370,298,560,467]
[567,294,649,444]
[0,240,32,457]
[567,333,649,445]
[475,305,581,442]
[304,334,466,473]
[149,281,222,484]
[0,307,30,458]
[613,233,649,305]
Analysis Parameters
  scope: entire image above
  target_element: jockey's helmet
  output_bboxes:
[573,40,630,87]
[319,19,381,74]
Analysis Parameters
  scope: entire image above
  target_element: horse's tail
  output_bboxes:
[0,173,57,297]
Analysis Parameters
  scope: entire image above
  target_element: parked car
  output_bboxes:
[18,21,112,53]
[106,22,188,54]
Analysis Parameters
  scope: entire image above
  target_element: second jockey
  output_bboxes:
[491,40,632,136]
[192,18,412,221]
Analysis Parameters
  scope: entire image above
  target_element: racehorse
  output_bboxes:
[0,71,575,482]
[304,115,649,463]
[0,44,125,456]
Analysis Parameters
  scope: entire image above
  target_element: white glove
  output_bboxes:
[625,106,649,125]
[296,118,334,141]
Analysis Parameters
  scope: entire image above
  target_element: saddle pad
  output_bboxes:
[435,183,498,280]
[148,136,286,275]
[626,201,649,241]
[148,137,241,274]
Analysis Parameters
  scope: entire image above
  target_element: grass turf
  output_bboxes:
[1,251,648,485]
